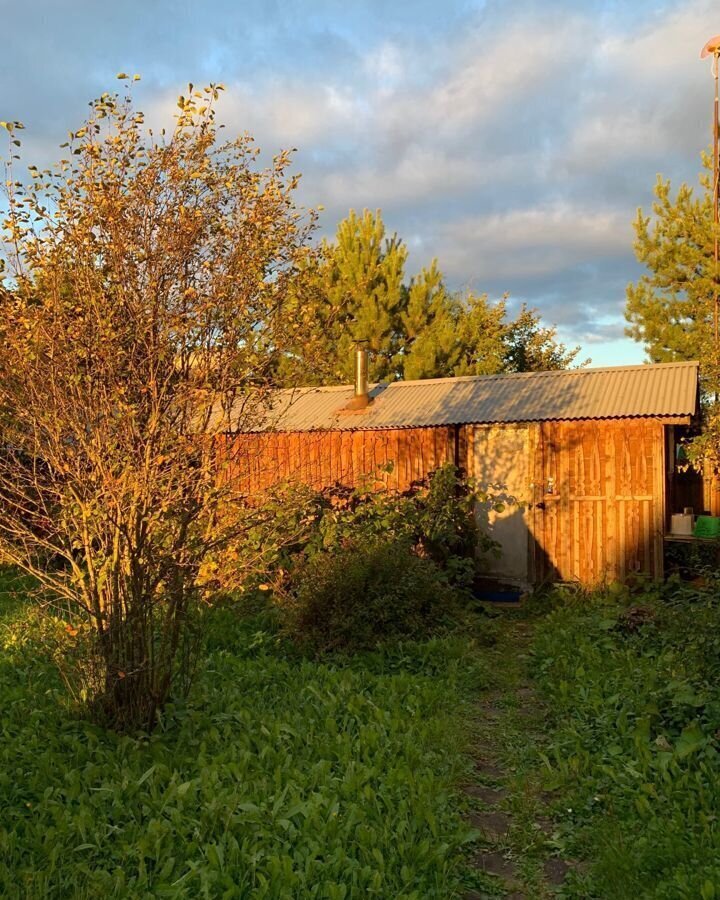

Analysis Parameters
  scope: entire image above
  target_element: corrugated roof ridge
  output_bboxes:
[270,360,700,395]
[385,360,699,388]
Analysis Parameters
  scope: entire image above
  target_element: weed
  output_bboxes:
[0,580,482,898]
[532,576,720,898]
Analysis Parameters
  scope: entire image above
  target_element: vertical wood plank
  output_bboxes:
[653,423,666,579]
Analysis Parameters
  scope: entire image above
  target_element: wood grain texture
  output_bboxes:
[219,427,455,496]
[532,420,665,584]
[219,418,667,586]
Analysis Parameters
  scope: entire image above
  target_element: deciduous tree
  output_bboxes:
[504,304,585,373]
[0,81,317,729]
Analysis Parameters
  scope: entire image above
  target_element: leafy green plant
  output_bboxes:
[278,538,458,655]
[311,464,493,576]
[201,464,496,601]
[0,579,481,898]
[531,574,720,898]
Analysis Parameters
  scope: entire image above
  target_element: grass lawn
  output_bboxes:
[0,570,487,899]
[529,578,720,899]
[445,576,720,899]
[6,565,720,900]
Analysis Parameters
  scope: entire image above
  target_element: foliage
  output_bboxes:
[400,268,584,380]
[319,208,407,383]
[532,575,720,898]
[196,482,325,600]
[626,162,719,395]
[0,82,318,730]
[309,464,490,574]
[401,261,462,381]
[407,463,483,565]
[278,208,583,385]
[276,209,406,385]
[278,539,456,655]
[264,465,497,656]
[625,160,720,471]
[685,405,720,475]
[200,464,496,601]
[504,303,589,373]
[0,573,481,898]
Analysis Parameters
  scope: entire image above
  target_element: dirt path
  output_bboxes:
[461,614,584,899]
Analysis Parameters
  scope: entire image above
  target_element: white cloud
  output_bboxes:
[312,146,519,212]
[363,42,404,88]
[556,0,718,175]
[562,110,668,171]
[159,81,364,147]
[5,0,715,365]
[434,203,631,282]
[415,17,588,135]
[598,0,717,82]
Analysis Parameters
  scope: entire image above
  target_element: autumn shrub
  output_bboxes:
[0,84,321,730]
[278,538,458,655]
[196,483,325,600]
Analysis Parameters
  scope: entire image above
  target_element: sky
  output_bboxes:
[2,0,718,366]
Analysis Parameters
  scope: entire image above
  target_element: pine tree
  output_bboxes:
[322,209,407,383]
[626,161,720,468]
[401,262,463,379]
[626,164,719,393]
[276,209,580,386]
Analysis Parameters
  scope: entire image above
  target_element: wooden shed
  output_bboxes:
[217,361,701,587]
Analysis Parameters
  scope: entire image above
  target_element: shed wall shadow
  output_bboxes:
[220,415,671,586]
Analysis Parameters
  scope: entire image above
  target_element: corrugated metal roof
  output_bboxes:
[226,361,699,433]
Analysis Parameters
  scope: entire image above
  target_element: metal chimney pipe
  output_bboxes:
[355,346,369,401]
[346,344,371,410]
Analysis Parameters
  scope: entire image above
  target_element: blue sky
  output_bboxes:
[3,0,718,366]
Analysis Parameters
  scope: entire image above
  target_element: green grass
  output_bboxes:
[12,560,720,900]
[0,572,487,899]
[457,612,560,898]
[531,577,720,899]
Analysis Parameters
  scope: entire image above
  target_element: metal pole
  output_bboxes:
[702,36,720,383]
[713,51,719,362]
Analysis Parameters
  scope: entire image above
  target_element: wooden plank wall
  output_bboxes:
[217,427,456,496]
[531,420,665,584]
[220,418,667,586]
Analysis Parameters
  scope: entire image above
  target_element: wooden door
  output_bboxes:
[531,420,665,584]
[471,424,533,586]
